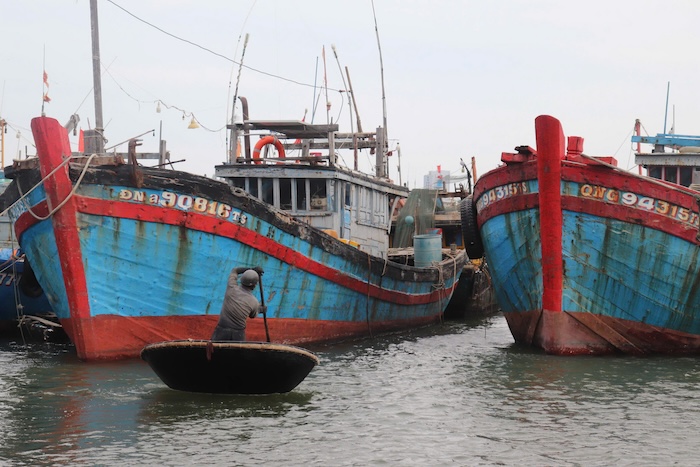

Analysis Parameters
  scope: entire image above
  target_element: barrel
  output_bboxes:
[414,234,442,268]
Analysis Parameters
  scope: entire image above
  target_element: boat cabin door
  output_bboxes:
[342,182,353,239]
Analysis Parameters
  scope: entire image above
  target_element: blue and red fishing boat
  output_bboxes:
[0,1,465,361]
[0,110,466,361]
[468,114,700,355]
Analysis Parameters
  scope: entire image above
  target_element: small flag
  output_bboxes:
[78,129,84,152]
[42,71,51,103]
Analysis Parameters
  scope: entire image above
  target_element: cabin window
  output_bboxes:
[248,178,259,197]
[279,179,292,210]
[665,167,678,184]
[296,179,307,211]
[310,179,327,211]
[648,166,662,180]
[231,177,245,189]
[344,183,352,207]
[681,167,693,187]
[261,178,274,205]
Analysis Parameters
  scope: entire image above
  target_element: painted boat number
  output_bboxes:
[476,182,529,210]
[579,184,699,226]
[118,189,248,224]
[0,272,16,287]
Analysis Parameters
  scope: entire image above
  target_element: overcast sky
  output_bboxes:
[2,0,700,188]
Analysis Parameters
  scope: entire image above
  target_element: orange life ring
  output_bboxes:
[252,136,286,164]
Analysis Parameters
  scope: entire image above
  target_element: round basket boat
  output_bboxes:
[141,340,320,395]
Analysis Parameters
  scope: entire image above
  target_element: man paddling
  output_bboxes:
[211,266,265,341]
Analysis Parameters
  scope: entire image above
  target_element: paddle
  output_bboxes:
[258,270,271,343]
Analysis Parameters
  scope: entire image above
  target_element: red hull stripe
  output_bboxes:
[477,187,698,244]
[476,160,700,244]
[59,313,443,360]
[17,196,455,304]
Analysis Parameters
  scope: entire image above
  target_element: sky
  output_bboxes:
[2,0,700,188]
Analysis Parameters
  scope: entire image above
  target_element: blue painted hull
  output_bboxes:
[475,115,700,355]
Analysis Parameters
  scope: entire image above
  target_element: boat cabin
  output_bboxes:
[632,120,700,189]
[214,118,408,258]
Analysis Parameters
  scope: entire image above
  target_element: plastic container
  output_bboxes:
[414,234,442,267]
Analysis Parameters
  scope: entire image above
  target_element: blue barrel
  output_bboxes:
[414,234,442,268]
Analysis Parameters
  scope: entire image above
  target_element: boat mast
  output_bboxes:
[371,0,388,179]
[0,118,5,168]
[89,0,105,153]
[663,81,670,135]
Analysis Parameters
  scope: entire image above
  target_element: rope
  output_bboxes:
[10,251,26,344]
[10,154,99,221]
[0,156,73,218]
[365,252,373,338]
[1,154,97,344]
[431,250,461,324]
[431,261,446,325]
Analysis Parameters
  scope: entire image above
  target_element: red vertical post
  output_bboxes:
[32,116,92,357]
[535,115,564,313]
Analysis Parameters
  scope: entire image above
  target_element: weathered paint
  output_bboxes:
[475,114,700,355]
[6,117,466,361]
[32,117,91,358]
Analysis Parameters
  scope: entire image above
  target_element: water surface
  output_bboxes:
[0,314,698,466]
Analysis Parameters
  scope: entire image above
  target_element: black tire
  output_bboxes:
[19,259,44,298]
[460,195,484,259]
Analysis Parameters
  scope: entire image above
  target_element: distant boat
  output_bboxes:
[387,181,497,319]
[0,171,55,335]
[471,114,700,355]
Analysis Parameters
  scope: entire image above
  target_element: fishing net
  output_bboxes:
[393,189,438,248]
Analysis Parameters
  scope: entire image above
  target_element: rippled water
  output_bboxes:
[0,314,698,466]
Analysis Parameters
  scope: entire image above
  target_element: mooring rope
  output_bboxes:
[365,252,373,338]
[11,153,99,221]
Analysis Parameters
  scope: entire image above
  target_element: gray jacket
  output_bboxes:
[216,268,261,330]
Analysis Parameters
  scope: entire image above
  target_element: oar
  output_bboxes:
[258,271,271,342]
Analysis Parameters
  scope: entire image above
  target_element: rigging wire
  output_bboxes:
[103,0,351,136]
[226,1,257,153]
[105,0,341,93]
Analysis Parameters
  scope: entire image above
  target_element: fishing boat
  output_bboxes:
[0,0,466,361]
[0,112,466,361]
[469,114,700,355]
[0,164,55,335]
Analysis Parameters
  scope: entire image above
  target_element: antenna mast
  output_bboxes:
[663,81,670,135]
[89,0,105,153]
[371,0,388,178]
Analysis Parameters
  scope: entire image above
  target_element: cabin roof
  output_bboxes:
[244,120,339,139]
[635,153,700,167]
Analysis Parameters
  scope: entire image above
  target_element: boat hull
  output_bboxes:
[3,117,466,361]
[0,249,53,329]
[475,115,700,355]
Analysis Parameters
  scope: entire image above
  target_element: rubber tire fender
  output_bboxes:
[460,194,484,259]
